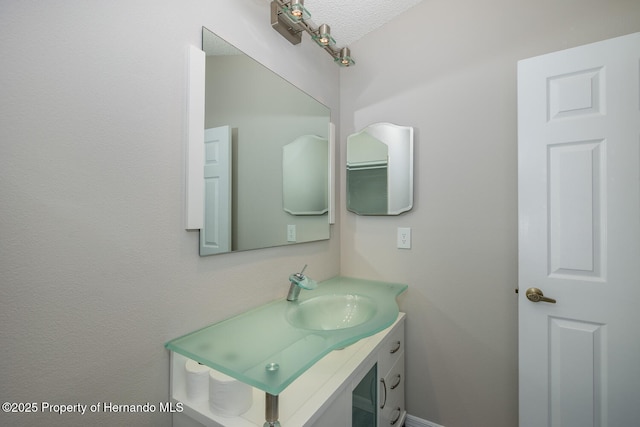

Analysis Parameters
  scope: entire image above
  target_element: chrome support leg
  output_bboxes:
[263,393,281,427]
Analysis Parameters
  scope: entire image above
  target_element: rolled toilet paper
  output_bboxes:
[185,359,210,402]
[209,369,253,417]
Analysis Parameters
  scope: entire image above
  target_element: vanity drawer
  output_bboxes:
[378,319,404,375]
[380,353,405,426]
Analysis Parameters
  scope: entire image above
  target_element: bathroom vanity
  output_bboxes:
[166,277,407,426]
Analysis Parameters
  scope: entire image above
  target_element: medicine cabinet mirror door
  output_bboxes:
[200,27,331,256]
[346,123,414,215]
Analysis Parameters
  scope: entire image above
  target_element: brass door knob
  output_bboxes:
[525,287,556,304]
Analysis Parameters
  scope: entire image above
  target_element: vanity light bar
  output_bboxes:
[270,0,355,67]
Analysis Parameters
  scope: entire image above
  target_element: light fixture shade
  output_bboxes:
[335,47,355,67]
[283,0,310,22]
[313,24,336,47]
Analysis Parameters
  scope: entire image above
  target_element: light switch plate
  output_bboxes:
[397,227,411,249]
[287,225,297,242]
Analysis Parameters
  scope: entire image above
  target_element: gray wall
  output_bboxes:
[339,1,640,426]
[0,1,339,426]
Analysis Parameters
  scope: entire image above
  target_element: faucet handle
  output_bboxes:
[292,264,308,281]
[289,264,317,290]
[286,264,316,301]
[298,264,308,276]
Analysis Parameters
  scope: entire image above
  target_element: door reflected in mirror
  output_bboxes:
[346,123,414,215]
[200,27,331,256]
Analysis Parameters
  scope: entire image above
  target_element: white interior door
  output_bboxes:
[200,126,231,255]
[518,33,640,427]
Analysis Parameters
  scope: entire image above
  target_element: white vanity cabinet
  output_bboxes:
[346,314,405,427]
[170,313,406,427]
[377,321,405,426]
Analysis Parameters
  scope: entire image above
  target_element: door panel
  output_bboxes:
[547,140,605,278]
[548,317,606,427]
[518,32,640,427]
[200,126,231,255]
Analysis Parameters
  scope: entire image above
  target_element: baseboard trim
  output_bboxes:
[405,414,445,427]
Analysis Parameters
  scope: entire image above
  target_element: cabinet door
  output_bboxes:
[353,363,377,427]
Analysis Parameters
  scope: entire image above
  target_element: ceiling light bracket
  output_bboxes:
[270,0,355,66]
[271,1,303,45]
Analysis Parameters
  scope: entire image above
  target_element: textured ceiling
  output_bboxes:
[302,0,426,47]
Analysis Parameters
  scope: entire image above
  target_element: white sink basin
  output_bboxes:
[286,294,377,331]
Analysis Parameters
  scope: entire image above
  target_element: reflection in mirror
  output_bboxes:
[200,27,331,256]
[346,123,414,215]
[283,135,328,215]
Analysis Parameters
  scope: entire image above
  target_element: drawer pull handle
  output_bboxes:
[390,407,402,425]
[390,340,401,354]
[390,374,401,390]
[379,378,387,409]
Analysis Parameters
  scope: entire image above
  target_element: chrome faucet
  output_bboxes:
[286,264,317,301]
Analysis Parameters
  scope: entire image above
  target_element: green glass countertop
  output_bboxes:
[165,276,407,395]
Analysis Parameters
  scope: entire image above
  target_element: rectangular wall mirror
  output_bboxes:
[200,27,331,256]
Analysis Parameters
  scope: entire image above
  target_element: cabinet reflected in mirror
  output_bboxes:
[283,135,328,215]
[346,123,414,215]
[200,27,331,256]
